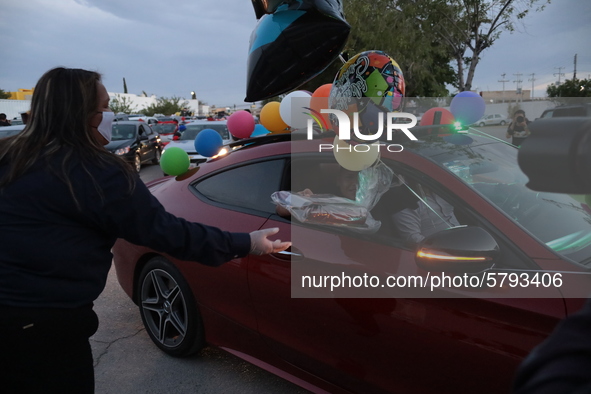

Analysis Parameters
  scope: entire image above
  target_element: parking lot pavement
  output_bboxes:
[91,267,309,393]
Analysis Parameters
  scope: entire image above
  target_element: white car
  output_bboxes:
[0,124,25,139]
[472,113,509,127]
[128,116,159,125]
[163,120,230,164]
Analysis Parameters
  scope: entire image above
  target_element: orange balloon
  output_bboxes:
[310,84,332,130]
[260,101,289,133]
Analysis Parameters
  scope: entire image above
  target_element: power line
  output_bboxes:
[513,73,523,102]
[554,66,565,85]
[498,73,510,103]
[528,73,536,98]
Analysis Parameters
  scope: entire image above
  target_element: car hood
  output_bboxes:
[106,139,135,151]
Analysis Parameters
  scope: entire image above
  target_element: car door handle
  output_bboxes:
[272,246,304,261]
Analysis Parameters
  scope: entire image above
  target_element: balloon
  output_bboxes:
[251,124,270,137]
[333,136,380,172]
[260,101,289,133]
[179,124,186,132]
[227,111,256,139]
[279,90,312,128]
[161,147,190,176]
[419,107,455,126]
[245,0,350,102]
[329,50,405,143]
[194,129,223,157]
[309,84,332,130]
[450,91,486,126]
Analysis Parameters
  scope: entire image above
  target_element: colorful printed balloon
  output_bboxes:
[329,50,406,143]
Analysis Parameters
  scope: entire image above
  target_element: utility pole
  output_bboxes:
[554,67,565,85]
[574,54,578,80]
[528,73,536,99]
[498,73,509,103]
[513,73,523,103]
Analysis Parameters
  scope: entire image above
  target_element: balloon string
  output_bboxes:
[339,54,347,64]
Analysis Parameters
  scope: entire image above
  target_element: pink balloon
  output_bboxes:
[227,110,256,139]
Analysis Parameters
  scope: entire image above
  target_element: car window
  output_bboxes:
[112,124,136,140]
[193,159,285,214]
[182,124,230,140]
[404,133,591,264]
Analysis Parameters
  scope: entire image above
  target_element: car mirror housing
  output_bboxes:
[139,134,149,141]
[415,226,498,273]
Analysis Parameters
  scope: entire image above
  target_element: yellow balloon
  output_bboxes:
[260,101,289,133]
[333,136,379,171]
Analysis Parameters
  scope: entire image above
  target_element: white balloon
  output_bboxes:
[279,91,312,128]
[333,136,380,171]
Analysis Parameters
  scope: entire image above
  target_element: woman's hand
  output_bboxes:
[249,228,291,255]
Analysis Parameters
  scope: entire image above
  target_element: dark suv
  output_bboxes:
[105,121,162,172]
[540,103,591,118]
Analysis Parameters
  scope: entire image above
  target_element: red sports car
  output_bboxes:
[113,128,591,393]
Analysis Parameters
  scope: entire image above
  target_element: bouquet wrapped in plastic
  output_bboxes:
[271,161,395,233]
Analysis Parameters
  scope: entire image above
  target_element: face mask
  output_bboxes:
[97,111,115,142]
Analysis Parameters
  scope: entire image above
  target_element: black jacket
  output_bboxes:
[0,151,250,308]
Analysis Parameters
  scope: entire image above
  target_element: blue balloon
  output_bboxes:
[179,124,187,132]
[251,124,270,137]
[194,129,223,157]
[450,91,486,126]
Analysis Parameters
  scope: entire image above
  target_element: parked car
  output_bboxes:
[151,122,178,145]
[0,124,25,138]
[112,128,590,393]
[105,121,162,172]
[162,120,230,164]
[472,113,509,127]
[540,103,591,118]
[129,116,159,125]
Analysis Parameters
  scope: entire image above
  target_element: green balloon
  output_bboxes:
[160,147,190,176]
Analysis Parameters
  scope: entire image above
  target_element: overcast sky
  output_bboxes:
[1,0,589,108]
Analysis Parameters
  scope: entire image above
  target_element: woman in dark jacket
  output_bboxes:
[0,67,290,393]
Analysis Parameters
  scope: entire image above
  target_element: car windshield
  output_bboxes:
[152,123,177,134]
[405,131,591,265]
[181,124,229,141]
[111,124,137,141]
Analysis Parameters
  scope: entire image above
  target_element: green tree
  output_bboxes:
[547,78,591,104]
[298,0,457,97]
[141,96,189,116]
[394,0,550,92]
[110,94,138,114]
[0,89,11,99]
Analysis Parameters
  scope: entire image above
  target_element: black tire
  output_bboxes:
[478,122,485,127]
[152,149,161,165]
[500,120,506,126]
[133,153,142,173]
[137,257,204,357]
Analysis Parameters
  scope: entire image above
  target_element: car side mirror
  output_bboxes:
[139,134,148,141]
[415,226,498,273]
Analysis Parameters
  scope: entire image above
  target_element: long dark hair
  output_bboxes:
[0,67,135,205]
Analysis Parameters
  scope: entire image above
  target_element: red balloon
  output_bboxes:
[419,107,455,126]
[309,84,332,131]
[227,111,256,139]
